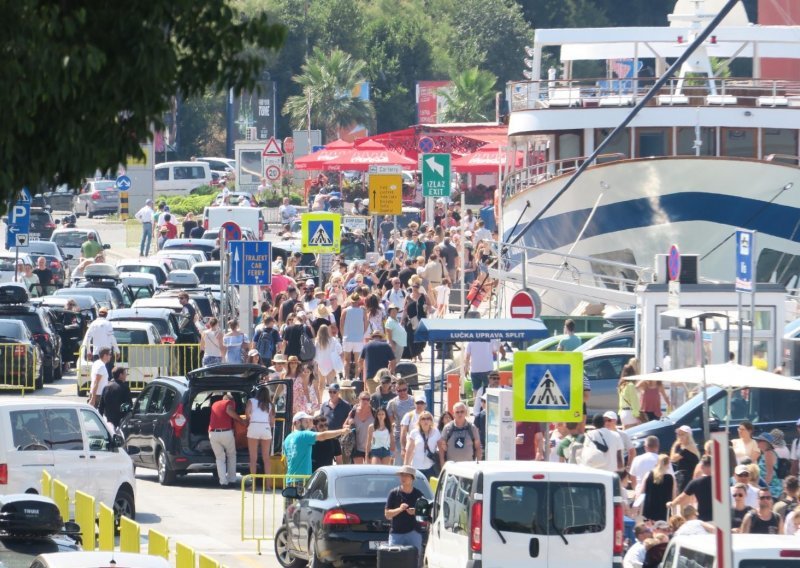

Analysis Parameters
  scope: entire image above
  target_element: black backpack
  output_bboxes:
[444,423,477,460]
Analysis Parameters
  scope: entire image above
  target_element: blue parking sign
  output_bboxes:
[735,230,755,293]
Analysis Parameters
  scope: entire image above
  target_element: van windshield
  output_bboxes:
[490,482,606,535]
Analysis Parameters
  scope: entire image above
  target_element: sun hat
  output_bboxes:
[754,432,775,447]
[603,411,618,422]
[292,411,312,423]
[396,465,417,477]
[414,393,426,403]
[676,425,692,434]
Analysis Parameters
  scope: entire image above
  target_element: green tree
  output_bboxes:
[1,2,285,198]
[439,67,498,122]
[177,92,227,159]
[283,48,375,142]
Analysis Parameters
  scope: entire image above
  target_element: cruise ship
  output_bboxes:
[502,0,800,315]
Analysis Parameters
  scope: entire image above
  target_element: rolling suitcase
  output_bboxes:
[394,360,419,390]
[377,543,418,568]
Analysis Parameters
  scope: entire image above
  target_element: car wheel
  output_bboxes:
[113,487,136,526]
[308,536,331,568]
[53,363,62,382]
[34,369,43,390]
[274,527,305,568]
[43,364,55,384]
[157,450,176,486]
[87,207,94,219]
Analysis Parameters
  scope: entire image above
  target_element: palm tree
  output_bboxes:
[283,47,375,141]
[439,67,498,122]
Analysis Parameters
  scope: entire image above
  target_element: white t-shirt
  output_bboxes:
[434,284,450,308]
[465,341,498,374]
[90,359,109,396]
[401,410,422,432]
[407,428,441,470]
[675,519,710,536]
[630,451,675,494]
[590,428,623,473]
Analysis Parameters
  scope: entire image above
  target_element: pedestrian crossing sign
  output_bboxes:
[301,212,341,253]
[513,351,583,422]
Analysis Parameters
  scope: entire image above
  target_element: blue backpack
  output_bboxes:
[255,327,276,361]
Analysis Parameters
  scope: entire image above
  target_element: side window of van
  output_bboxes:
[189,166,206,179]
[155,168,169,181]
[661,543,676,568]
[443,475,472,534]
[11,410,51,450]
[81,409,112,452]
[174,167,189,180]
[147,386,165,414]
[135,387,154,414]
[677,546,713,568]
[46,409,83,451]
[760,389,800,423]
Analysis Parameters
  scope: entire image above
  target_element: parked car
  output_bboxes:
[202,227,258,241]
[72,265,134,308]
[576,325,635,352]
[50,229,109,270]
[0,283,62,383]
[38,294,99,322]
[119,364,291,485]
[419,461,623,568]
[527,332,600,352]
[30,193,51,212]
[119,272,158,301]
[154,250,202,270]
[582,347,637,415]
[627,381,800,453]
[278,465,434,568]
[192,261,220,286]
[130,297,203,339]
[107,307,187,345]
[29,208,58,241]
[190,262,239,319]
[77,321,163,395]
[154,161,212,197]
[660,534,800,568]
[153,288,218,323]
[203,206,266,238]
[42,184,77,212]
[54,287,118,310]
[196,156,236,174]
[73,179,120,218]
[34,297,88,370]
[161,238,218,260]
[20,240,72,288]
[0,398,137,521]
[115,260,169,286]
[30,551,170,568]
[0,318,44,390]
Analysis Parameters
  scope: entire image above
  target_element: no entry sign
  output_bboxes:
[510,290,538,319]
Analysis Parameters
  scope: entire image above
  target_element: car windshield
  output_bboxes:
[7,313,44,334]
[30,212,52,224]
[0,321,23,339]
[55,289,111,307]
[0,258,17,272]
[116,317,171,337]
[113,329,150,344]
[52,232,91,248]
[118,265,166,284]
[335,474,432,500]
[93,181,117,191]
[26,242,59,255]
[194,266,220,285]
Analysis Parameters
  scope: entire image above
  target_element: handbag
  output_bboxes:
[300,329,316,360]
[420,430,440,476]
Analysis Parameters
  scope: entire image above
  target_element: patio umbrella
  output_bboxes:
[293,139,353,171]
[451,142,523,173]
[324,140,416,172]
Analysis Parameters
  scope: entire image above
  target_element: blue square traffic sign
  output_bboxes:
[6,187,31,250]
[228,240,272,286]
[513,351,583,422]
[524,364,571,409]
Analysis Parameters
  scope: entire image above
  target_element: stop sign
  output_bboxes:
[510,290,538,319]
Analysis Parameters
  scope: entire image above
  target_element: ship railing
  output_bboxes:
[509,77,800,112]
[503,153,626,199]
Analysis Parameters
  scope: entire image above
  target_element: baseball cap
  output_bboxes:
[603,411,618,422]
[292,411,313,423]
[734,464,750,475]
[305,279,315,287]
[414,394,426,404]
[380,374,393,384]
[652,520,670,531]
[676,425,692,434]
[328,383,341,392]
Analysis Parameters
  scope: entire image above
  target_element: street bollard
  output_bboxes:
[120,190,129,220]
[119,516,141,553]
[98,504,115,551]
[74,491,96,551]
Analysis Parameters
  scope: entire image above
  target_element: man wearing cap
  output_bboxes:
[135,200,153,252]
[400,394,427,451]
[371,373,396,411]
[732,464,759,508]
[384,465,424,564]
[279,286,299,324]
[85,306,120,377]
[302,279,319,313]
[603,411,635,473]
[208,393,248,487]
[283,411,349,480]
[384,304,406,362]
[360,330,396,383]
[320,383,352,443]
[622,523,652,568]
[581,414,623,473]
[669,455,714,521]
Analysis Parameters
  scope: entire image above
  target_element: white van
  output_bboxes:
[662,534,800,568]
[154,161,212,196]
[421,461,623,568]
[0,398,136,518]
[203,205,266,239]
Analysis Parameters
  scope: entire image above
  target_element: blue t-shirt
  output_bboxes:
[283,430,318,478]
[557,334,582,352]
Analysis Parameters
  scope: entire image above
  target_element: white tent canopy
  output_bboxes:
[635,363,800,391]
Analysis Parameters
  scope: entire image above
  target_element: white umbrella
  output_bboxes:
[636,363,800,391]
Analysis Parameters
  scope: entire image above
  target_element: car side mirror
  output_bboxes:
[415,497,432,521]
[709,417,722,432]
[111,433,125,448]
[120,403,133,415]
[65,254,73,260]
[54,219,61,225]
[103,244,111,250]
[281,486,303,500]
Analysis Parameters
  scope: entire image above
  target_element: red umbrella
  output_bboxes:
[324,140,416,171]
[293,139,353,171]
[451,142,522,173]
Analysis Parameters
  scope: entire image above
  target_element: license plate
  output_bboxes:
[368,541,387,550]
[29,236,39,241]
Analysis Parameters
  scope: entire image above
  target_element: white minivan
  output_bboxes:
[662,534,800,568]
[154,161,212,196]
[420,461,624,568]
[0,398,136,519]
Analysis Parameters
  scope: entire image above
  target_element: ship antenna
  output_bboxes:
[507,0,740,247]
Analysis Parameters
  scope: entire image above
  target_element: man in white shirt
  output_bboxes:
[134,199,154,257]
[630,436,673,495]
[89,348,113,408]
[465,340,501,413]
[85,307,120,376]
[622,523,652,568]
[604,411,636,469]
[279,197,297,224]
[584,414,623,473]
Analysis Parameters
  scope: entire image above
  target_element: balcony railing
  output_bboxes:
[504,153,626,199]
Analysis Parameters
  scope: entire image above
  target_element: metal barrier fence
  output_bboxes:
[41,471,228,567]
[76,343,202,393]
[240,474,311,554]
[0,344,38,391]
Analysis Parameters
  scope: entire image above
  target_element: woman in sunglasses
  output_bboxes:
[731,483,754,532]
[404,411,442,479]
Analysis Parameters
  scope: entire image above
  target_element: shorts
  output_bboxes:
[352,449,366,459]
[343,341,363,354]
[369,447,391,459]
[246,422,272,441]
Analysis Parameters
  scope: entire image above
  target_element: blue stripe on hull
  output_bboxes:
[507,192,800,251]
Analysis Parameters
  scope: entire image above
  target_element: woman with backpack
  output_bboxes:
[755,432,783,498]
[404,410,442,479]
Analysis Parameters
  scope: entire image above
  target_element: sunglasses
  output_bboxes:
[759,496,773,500]
[396,388,408,393]
[419,417,432,422]
[454,410,466,414]
[733,493,745,497]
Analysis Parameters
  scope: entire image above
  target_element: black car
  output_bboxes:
[28,208,58,241]
[120,364,292,485]
[107,307,186,344]
[30,193,51,212]
[42,185,77,212]
[627,383,800,453]
[278,465,433,568]
[21,240,72,289]
[0,318,44,389]
[153,288,219,323]
[73,278,135,308]
[0,284,62,383]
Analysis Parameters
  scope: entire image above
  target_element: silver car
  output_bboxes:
[73,180,120,218]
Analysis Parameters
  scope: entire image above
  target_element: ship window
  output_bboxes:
[595,128,630,159]
[636,128,670,157]
[757,247,800,287]
[676,127,716,156]
[556,132,581,161]
[589,249,638,291]
[721,128,756,158]
[762,129,798,163]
